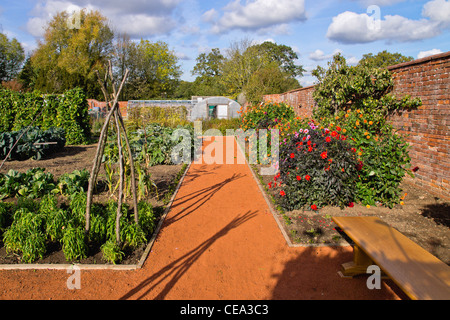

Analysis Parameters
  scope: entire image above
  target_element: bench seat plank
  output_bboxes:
[332,216,450,300]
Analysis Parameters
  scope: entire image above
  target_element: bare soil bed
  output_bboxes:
[0,144,184,265]
[254,164,450,265]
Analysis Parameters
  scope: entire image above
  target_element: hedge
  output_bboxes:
[0,88,91,145]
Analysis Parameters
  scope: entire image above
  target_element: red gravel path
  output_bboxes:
[0,136,402,300]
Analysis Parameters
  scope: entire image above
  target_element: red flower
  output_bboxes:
[311,204,318,211]
[280,190,286,196]
[307,140,311,146]
[296,175,301,181]
[325,136,331,143]
[308,147,313,152]
[290,153,295,158]
[268,182,272,189]
[348,202,354,208]
[336,126,341,131]
[331,131,338,137]
[321,151,327,159]
[305,175,311,181]
[356,160,363,171]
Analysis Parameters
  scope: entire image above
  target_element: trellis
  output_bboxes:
[85,61,138,246]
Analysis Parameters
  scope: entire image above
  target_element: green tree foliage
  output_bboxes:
[219,39,302,102]
[0,33,25,82]
[30,9,114,98]
[125,40,182,99]
[312,53,421,121]
[358,50,414,69]
[253,41,304,78]
[191,48,225,96]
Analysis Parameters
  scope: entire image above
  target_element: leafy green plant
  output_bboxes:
[0,87,91,145]
[3,207,47,263]
[61,225,87,261]
[101,239,124,264]
[69,191,87,226]
[137,200,156,236]
[56,169,90,195]
[0,168,55,200]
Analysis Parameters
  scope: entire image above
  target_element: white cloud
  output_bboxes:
[202,8,218,22]
[417,48,443,59]
[175,51,190,60]
[24,0,182,39]
[327,10,443,44]
[209,0,306,34]
[309,49,342,61]
[422,0,450,25]
[347,56,360,65]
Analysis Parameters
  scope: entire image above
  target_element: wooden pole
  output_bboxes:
[85,65,129,233]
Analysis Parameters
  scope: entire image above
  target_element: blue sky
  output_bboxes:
[1,0,449,86]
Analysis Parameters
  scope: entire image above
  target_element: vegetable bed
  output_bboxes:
[0,144,187,265]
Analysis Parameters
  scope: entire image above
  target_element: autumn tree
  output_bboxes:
[191,48,225,96]
[124,40,181,99]
[0,33,25,82]
[31,9,114,98]
[219,39,302,102]
[358,50,413,69]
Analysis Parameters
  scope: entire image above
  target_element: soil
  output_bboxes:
[0,137,446,300]
[0,144,184,265]
[256,164,450,264]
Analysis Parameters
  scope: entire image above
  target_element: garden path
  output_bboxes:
[0,136,404,300]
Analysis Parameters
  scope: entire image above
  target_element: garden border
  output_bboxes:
[234,136,350,248]
[0,162,192,271]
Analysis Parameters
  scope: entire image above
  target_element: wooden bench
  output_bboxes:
[332,216,450,300]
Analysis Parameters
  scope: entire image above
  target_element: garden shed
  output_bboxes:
[190,96,241,121]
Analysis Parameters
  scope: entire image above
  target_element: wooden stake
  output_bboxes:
[85,64,129,233]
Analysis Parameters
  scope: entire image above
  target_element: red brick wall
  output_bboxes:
[263,51,450,199]
[87,99,128,118]
[264,85,316,118]
[386,52,450,199]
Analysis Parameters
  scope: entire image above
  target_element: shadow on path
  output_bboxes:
[165,173,244,225]
[120,210,258,300]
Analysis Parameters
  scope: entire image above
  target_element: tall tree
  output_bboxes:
[358,50,413,69]
[0,33,25,82]
[126,40,181,99]
[220,39,302,102]
[31,9,114,97]
[191,48,225,96]
[254,41,304,78]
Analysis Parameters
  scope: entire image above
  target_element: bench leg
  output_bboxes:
[339,246,374,277]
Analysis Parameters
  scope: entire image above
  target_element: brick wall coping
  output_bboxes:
[387,51,450,71]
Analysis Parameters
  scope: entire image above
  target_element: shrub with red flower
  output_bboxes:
[274,124,359,211]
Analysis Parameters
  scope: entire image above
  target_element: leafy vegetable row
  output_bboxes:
[0,168,88,200]
[0,127,66,161]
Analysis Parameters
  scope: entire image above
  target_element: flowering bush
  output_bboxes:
[321,109,413,208]
[272,121,359,211]
[240,101,295,131]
